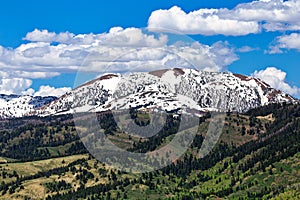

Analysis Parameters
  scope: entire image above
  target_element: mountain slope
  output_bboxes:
[0,94,57,119]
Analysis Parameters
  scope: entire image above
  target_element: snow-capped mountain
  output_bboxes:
[35,68,296,117]
[0,68,296,119]
[0,94,57,119]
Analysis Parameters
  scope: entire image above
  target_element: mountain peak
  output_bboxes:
[148,68,185,78]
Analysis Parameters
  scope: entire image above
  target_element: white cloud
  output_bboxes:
[34,85,71,97]
[252,67,300,96]
[237,46,258,53]
[231,0,300,31]
[275,33,300,51]
[16,71,60,79]
[0,28,171,74]
[0,27,239,95]
[265,45,284,54]
[0,76,70,97]
[0,70,60,79]
[0,78,32,95]
[102,27,168,47]
[266,33,300,54]
[79,41,238,73]
[210,41,238,67]
[21,88,35,96]
[24,29,75,43]
[22,46,51,58]
[148,0,300,35]
[0,28,238,75]
[148,6,259,36]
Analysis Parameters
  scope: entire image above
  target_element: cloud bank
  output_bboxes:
[148,0,300,35]
[0,27,238,96]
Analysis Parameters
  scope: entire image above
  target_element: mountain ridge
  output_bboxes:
[0,68,297,119]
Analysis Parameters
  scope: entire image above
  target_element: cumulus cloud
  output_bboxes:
[252,67,300,96]
[231,0,300,32]
[34,85,71,97]
[0,76,70,97]
[24,29,75,43]
[266,33,300,54]
[148,6,259,36]
[148,0,300,35]
[102,27,168,47]
[277,33,300,51]
[0,78,32,95]
[21,88,35,96]
[210,41,238,67]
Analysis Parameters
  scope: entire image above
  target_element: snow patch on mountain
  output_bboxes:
[0,94,56,119]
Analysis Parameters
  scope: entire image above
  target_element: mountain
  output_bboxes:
[0,94,57,119]
[36,68,296,117]
[0,68,296,119]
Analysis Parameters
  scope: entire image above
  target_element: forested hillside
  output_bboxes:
[0,103,299,199]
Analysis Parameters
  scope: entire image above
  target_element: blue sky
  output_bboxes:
[0,0,300,97]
